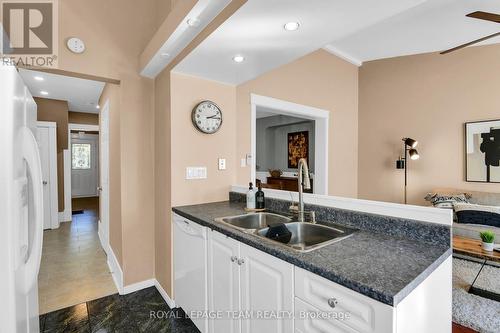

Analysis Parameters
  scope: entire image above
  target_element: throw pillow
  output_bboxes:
[454,203,500,228]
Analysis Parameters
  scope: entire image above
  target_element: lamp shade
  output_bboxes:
[403,138,418,148]
[409,149,420,160]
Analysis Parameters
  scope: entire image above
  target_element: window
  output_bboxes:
[72,143,91,169]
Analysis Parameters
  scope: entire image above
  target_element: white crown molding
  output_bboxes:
[323,44,363,67]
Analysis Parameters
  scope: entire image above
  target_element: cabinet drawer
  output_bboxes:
[295,297,358,333]
[295,267,393,333]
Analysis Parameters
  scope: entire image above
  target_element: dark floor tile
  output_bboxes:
[39,313,46,332]
[43,303,90,333]
[87,294,125,317]
[89,309,140,333]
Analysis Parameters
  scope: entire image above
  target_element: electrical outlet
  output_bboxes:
[218,158,226,170]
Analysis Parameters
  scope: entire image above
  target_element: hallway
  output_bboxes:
[38,199,116,314]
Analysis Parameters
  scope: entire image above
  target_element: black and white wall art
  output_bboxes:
[465,119,500,183]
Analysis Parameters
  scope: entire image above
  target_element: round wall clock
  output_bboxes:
[191,101,223,134]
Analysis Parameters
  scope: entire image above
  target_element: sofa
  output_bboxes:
[430,188,500,241]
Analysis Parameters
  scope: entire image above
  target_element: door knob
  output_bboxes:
[97,186,103,191]
[230,256,237,262]
[42,181,48,185]
[237,258,245,265]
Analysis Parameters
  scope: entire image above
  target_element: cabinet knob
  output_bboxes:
[327,297,338,308]
[230,256,237,262]
[237,258,245,265]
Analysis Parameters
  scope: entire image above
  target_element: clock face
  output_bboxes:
[192,101,223,134]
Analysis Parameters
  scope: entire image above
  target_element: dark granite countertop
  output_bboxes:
[172,201,451,306]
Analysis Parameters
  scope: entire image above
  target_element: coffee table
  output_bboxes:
[453,236,500,301]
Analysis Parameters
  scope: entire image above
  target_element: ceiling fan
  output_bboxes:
[440,11,500,54]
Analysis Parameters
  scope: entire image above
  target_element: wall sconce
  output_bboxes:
[396,138,420,204]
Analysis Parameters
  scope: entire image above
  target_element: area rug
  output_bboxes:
[453,257,500,333]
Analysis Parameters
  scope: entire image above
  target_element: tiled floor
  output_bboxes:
[39,287,200,333]
[38,200,116,314]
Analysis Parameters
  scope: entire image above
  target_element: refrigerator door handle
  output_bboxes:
[21,127,44,293]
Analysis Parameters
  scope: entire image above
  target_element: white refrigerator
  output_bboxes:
[0,66,44,333]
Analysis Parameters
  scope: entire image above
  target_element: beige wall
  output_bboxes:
[58,0,163,284]
[236,50,359,197]
[68,111,99,125]
[358,44,500,205]
[154,68,172,294]
[35,97,69,212]
[170,72,237,206]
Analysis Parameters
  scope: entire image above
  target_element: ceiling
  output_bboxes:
[174,0,500,85]
[19,69,105,113]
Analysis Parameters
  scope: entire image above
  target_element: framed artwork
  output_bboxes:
[465,119,500,183]
[288,131,309,168]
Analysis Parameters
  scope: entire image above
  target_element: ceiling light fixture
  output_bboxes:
[187,18,201,27]
[34,76,44,81]
[96,105,100,109]
[40,91,49,95]
[160,52,170,58]
[232,55,245,63]
[284,21,300,31]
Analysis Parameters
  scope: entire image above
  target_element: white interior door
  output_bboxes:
[71,134,98,198]
[99,100,110,248]
[37,123,58,230]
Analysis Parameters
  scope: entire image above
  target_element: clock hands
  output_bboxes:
[206,114,221,120]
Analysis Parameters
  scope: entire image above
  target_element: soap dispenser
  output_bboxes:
[255,182,265,209]
[246,182,255,209]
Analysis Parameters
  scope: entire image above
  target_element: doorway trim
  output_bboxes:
[62,123,100,222]
[250,94,329,195]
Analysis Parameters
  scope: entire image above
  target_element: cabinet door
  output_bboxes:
[239,243,294,333]
[295,297,358,333]
[208,231,240,333]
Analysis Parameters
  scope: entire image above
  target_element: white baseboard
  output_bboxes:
[122,279,155,295]
[105,244,124,294]
[154,279,176,308]
[58,211,72,223]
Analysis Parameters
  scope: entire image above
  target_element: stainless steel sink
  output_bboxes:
[216,213,292,232]
[256,222,354,252]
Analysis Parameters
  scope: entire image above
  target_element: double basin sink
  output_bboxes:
[215,212,355,253]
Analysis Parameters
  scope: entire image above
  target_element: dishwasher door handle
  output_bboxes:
[174,218,206,239]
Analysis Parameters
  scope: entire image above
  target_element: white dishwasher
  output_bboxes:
[173,213,208,333]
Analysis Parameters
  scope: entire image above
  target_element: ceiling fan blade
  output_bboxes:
[466,11,500,23]
[440,31,500,54]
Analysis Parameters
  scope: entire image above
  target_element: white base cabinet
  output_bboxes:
[173,216,452,333]
[207,230,294,333]
[207,230,240,333]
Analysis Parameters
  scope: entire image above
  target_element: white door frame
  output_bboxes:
[62,123,100,222]
[37,121,59,229]
[250,94,329,195]
[98,100,110,253]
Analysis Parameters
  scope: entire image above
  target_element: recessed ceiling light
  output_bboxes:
[40,91,49,95]
[34,76,44,81]
[160,52,170,58]
[232,55,245,63]
[284,21,300,31]
[187,18,201,27]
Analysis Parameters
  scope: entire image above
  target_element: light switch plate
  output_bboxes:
[186,167,207,179]
[240,158,246,167]
[218,158,226,170]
